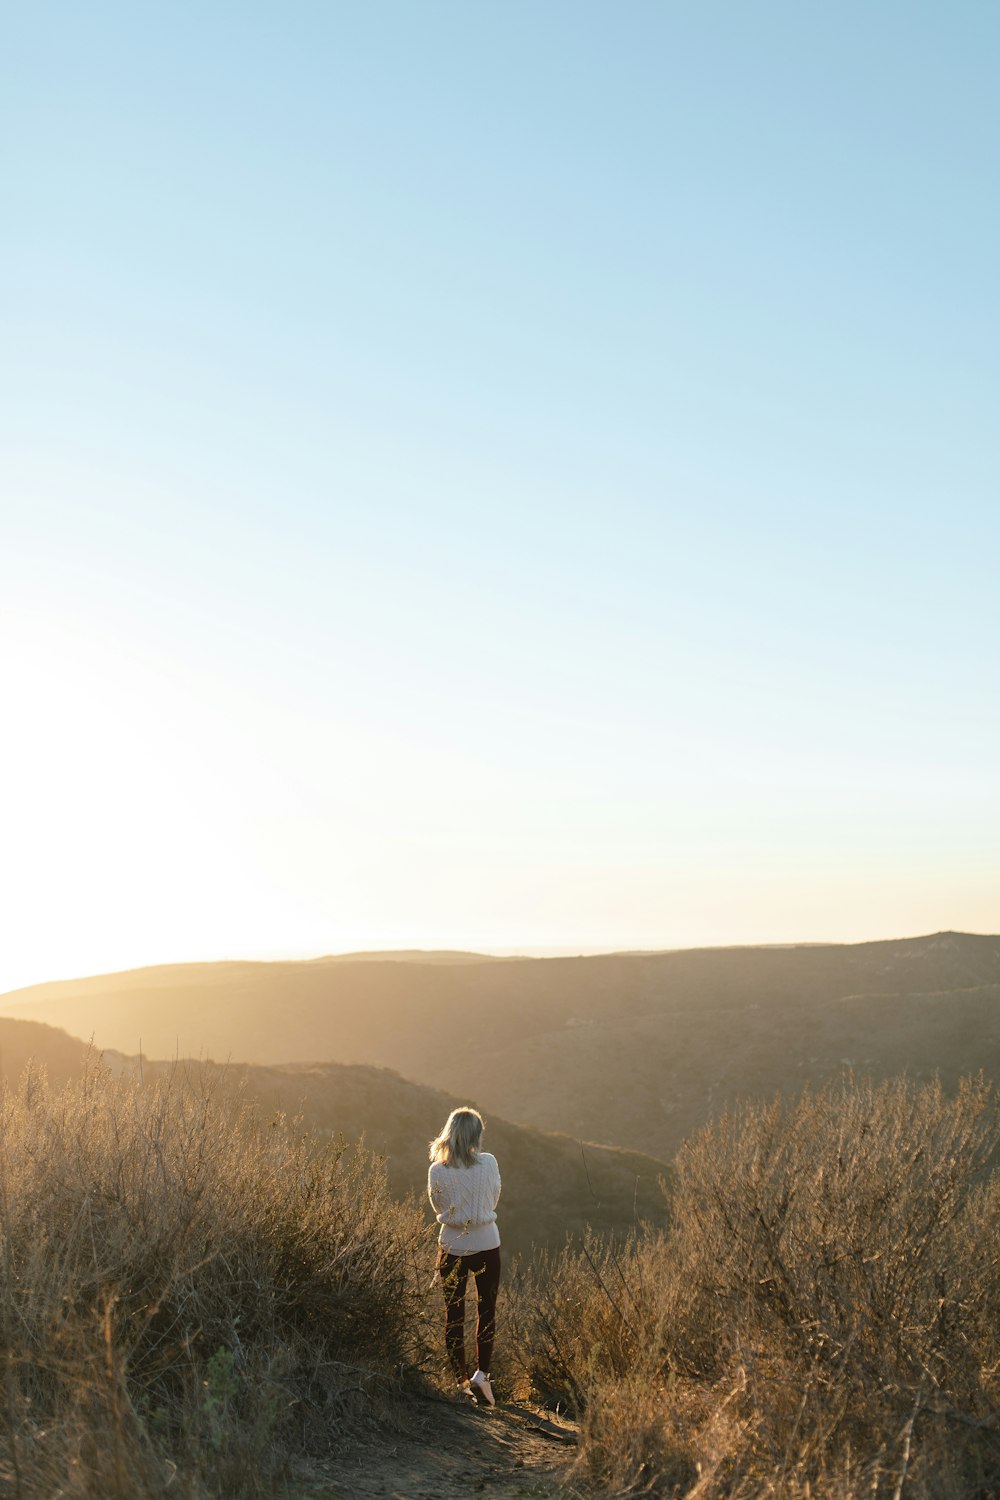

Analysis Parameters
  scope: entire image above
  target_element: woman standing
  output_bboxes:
[428,1106,501,1407]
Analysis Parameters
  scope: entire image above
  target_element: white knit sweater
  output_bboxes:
[427,1152,502,1254]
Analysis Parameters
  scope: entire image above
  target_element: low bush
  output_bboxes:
[0,1057,430,1498]
[510,1074,1000,1497]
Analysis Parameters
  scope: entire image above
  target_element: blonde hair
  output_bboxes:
[429,1106,484,1168]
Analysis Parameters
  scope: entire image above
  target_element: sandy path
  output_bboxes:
[317,1397,579,1499]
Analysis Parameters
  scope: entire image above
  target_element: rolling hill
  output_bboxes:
[3,932,998,1158]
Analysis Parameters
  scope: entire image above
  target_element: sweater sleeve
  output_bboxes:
[428,1163,454,1227]
[428,1164,443,1219]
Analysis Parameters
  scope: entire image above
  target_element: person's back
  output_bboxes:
[428,1151,501,1255]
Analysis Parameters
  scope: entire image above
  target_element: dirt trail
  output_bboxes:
[318,1396,579,1499]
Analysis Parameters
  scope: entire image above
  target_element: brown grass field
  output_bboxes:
[507,1074,1000,1497]
[2,938,999,1495]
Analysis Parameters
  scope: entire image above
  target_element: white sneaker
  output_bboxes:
[456,1378,475,1402]
[470,1370,495,1407]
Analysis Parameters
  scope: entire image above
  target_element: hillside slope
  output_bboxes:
[0,1019,667,1256]
[4,932,999,1158]
[0,1017,93,1086]
[115,1055,669,1257]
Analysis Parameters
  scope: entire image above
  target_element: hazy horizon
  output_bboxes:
[3,4,997,998]
[1,924,993,1002]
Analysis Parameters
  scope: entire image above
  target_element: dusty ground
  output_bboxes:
[315,1395,580,1499]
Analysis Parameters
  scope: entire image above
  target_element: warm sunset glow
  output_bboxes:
[2,4,996,997]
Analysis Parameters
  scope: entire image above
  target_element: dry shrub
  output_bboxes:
[0,1056,430,1498]
[576,1371,700,1497]
[511,1075,1000,1497]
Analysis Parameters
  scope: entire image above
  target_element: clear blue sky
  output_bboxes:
[2,2,997,991]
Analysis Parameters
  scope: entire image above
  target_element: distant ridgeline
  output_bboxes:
[1,930,998,1166]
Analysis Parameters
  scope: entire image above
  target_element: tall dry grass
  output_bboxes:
[0,1056,430,1499]
[509,1075,1000,1498]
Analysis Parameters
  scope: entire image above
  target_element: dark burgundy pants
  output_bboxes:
[438,1244,501,1380]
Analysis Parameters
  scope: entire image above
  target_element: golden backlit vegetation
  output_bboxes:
[508,1075,1000,1497]
[2,938,1000,1496]
[0,1058,429,1498]
[4,1055,1000,1496]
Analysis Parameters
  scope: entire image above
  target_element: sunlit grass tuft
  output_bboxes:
[507,1074,1000,1497]
[0,1056,430,1498]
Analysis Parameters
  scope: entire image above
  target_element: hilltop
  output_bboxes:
[3,932,998,1158]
